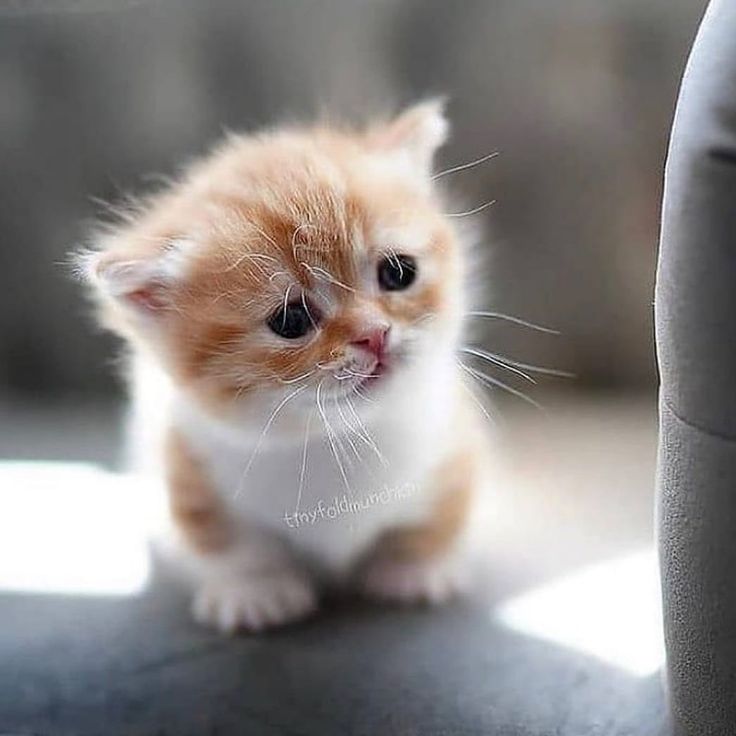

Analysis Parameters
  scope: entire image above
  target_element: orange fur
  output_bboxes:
[165,428,232,553]
[366,449,476,562]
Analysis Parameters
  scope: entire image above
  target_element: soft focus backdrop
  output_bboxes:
[0,0,706,470]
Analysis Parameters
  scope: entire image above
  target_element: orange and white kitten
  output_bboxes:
[83,101,494,633]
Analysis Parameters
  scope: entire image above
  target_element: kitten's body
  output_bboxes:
[85,102,494,632]
[132,344,480,576]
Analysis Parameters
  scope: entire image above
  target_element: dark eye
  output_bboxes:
[377,253,417,291]
[267,301,316,339]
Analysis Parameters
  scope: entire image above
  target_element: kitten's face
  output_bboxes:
[88,102,465,411]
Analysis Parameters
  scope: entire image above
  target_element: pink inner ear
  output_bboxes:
[125,284,168,311]
[92,255,173,313]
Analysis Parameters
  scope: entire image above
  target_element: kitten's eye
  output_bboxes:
[267,301,316,339]
[377,254,417,291]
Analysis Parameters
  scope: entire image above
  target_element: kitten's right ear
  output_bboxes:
[366,98,449,177]
[79,239,194,315]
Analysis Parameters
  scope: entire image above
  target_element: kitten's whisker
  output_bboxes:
[302,263,355,293]
[317,380,354,500]
[445,200,496,218]
[279,369,317,385]
[432,151,500,180]
[294,408,314,516]
[210,288,252,306]
[456,362,498,428]
[353,384,374,403]
[316,361,342,377]
[461,346,536,384]
[466,310,560,335]
[280,283,294,330]
[343,369,380,379]
[301,290,319,331]
[474,350,575,379]
[327,395,356,470]
[346,393,388,467]
[269,271,290,284]
[224,252,279,274]
[334,397,363,462]
[341,396,371,449]
[385,246,404,279]
[234,383,310,499]
[291,222,314,257]
[342,396,385,483]
[249,222,280,250]
[459,361,544,411]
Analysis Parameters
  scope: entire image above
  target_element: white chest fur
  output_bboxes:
[136,354,460,576]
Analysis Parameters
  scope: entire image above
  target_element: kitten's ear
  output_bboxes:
[80,239,193,316]
[367,98,449,177]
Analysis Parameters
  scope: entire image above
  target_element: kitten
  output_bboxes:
[82,100,494,633]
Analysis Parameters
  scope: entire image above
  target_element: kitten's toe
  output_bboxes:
[192,570,317,633]
[360,555,468,605]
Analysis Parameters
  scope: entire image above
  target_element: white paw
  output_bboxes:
[192,570,317,633]
[360,555,468,605]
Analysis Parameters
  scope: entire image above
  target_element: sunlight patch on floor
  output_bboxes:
[0,462,164,597]
[497,549,665,676]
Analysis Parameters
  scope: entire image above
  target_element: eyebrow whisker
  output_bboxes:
[432,151,499,180]
[301,289,319,331]
[302,262,355,293]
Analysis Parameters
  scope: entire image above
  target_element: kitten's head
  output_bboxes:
[83,101,467,414]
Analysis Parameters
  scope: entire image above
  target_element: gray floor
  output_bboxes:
[0,392,668,735]
[0,581,667,736]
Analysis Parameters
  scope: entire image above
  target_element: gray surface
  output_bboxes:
[655,0,736,732]
[0,572,665,736]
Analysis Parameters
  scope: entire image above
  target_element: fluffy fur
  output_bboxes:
[83,100,494,633]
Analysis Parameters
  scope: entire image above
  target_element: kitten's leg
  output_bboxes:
[357,449,480,604]
[165,428,317,633]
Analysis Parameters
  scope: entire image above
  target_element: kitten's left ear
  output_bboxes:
[367,98,449,177]
[78,238,195,317]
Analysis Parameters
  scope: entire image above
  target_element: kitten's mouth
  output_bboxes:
[355,359,389,391]
[334,354,397,396]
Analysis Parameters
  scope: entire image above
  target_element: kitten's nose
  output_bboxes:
[351,326,389,361]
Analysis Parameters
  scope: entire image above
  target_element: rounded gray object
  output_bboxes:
[656,0,736,733]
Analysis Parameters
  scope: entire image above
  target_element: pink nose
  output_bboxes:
[351,326,389,360]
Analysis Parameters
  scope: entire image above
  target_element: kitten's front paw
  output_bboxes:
[192,570,317,633]
[360,555,468,605]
